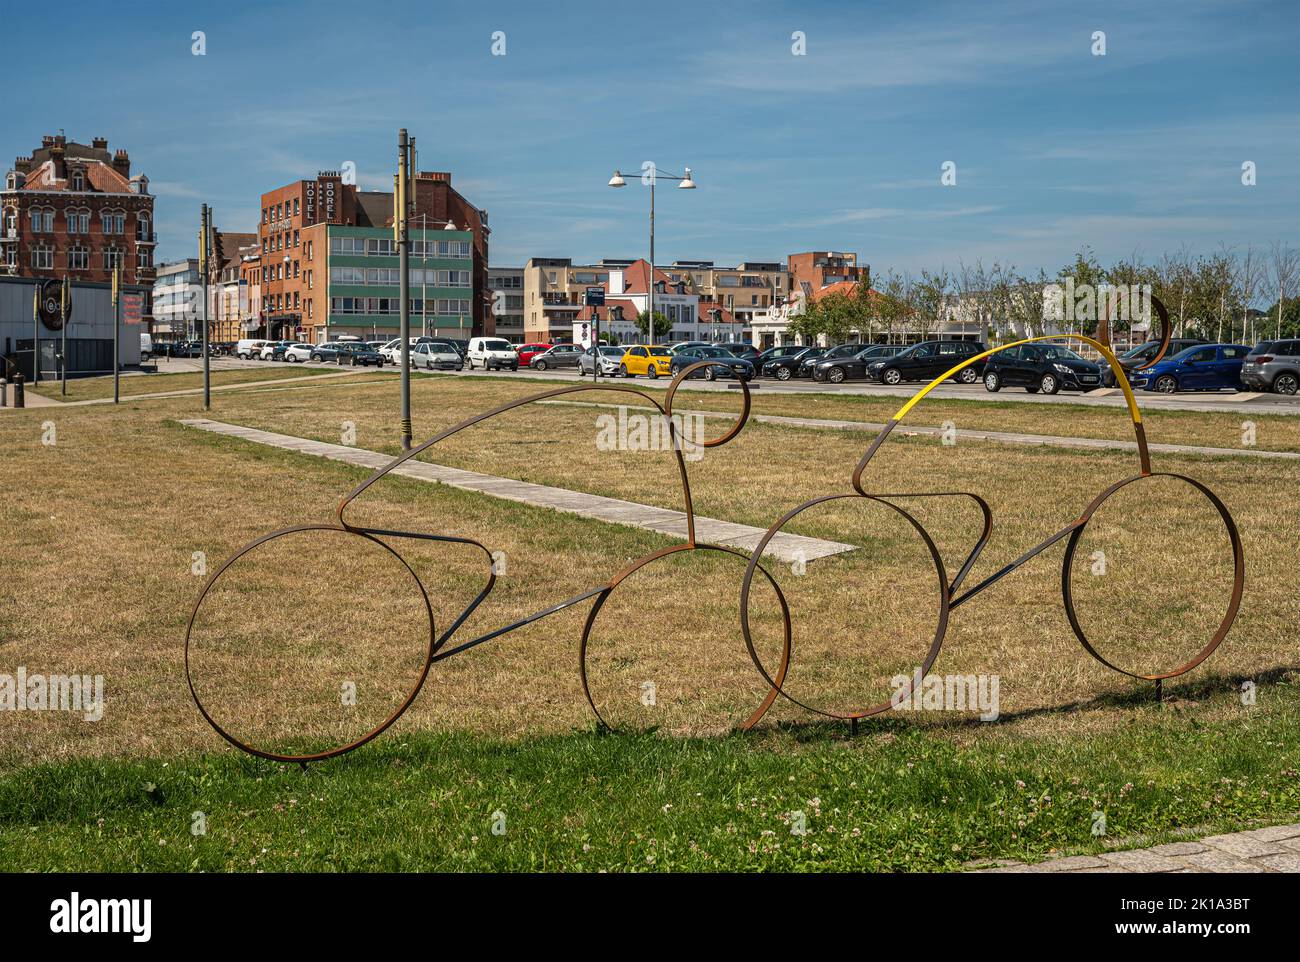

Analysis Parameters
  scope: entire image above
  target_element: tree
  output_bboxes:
[634,310,671,341]
[1237,245,1266,344]
[912,268,951,338]
[1157,247,1194,337]
[1269,242,1299,339]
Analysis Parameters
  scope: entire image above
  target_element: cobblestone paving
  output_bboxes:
[970,824,1300,872]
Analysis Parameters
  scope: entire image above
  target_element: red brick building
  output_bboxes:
[2,134,156,297]
[254,170,490,341]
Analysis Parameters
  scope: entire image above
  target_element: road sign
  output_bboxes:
[573,321,593,349]
[585,287,605,307]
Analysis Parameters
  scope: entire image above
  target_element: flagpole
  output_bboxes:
[113,267,121,404]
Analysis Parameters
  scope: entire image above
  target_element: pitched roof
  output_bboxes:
[18,158,135,194]
[696,300,738,324]
[575,298,640,322]
[620,258,675,294]
[808,280,880,303]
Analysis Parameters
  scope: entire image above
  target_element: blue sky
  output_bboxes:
[5,0,1297,278]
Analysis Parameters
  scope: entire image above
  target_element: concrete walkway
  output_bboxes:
[179,418,854,564]
[971,823,1300,872]
[539,399,1300,462]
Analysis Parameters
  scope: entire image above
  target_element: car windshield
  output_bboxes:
[693,347,729,358]
[794,348,824,360]
[599,346,622,356]
[1251,342,1277,354]
[482,340,512,351]
[649,348,671,357]
[1039,345,1084,361]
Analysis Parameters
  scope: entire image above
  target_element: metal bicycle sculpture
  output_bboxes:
[186,296,1244,764]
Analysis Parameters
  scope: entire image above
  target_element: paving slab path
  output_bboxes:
[179,418,854,564]
[970,823,1300,872]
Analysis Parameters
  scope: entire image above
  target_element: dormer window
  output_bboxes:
[71,169,85,191]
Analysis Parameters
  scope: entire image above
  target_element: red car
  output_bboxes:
[517,343,552,367]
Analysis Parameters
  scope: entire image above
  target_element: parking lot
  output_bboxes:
[153,352,1300,415]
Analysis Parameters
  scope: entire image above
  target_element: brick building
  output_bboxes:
[2,134,155,301]
[254,170,490,342]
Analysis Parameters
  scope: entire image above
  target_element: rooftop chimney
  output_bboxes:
[113,149,130,178]
[92,137,108,150]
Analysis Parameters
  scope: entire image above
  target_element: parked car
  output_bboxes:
[716,342,761,361]
[797,342,861,378]
[763,346,825,380]
[668,341,713,354]
[617,345,674,378]
[283,343,314,363]
[309,342,344,362]
[379,336,436,364]
[669,345,755,381]
[982,343,1101,394]
[1241,339,1300,395]
[755,345,806,368]
[812,344,904,383]
[259,340,292,361]
[334,342,385,367]
[235,339,268,360]
[1131,343,1250,393]
[1101,337,1208,387]
[412,341,464,370]
[467,337,519,371]
[516,343,553,367]
[868,340,987,385]
[579,345,626,376]
[529,343,583,371]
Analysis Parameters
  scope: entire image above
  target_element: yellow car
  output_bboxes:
[619,345,673,378]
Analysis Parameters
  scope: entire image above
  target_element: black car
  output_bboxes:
[716,342,761,361]
[982,343,1101,394]
[335,342,385,367]
[1100,337,1208,387]
[763,347,825,380]
[669,345,755,381]
[755,345,805,368]
[867,340,987,385]
[797,342,861,378]
[812,344,904,383]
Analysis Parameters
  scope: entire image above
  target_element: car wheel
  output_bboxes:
[534,360,547,371]
[984,371,1001,392]
[774,367,791,381]
[828,367,846,384]
[646,366,658,379]
[311,354,321,362]
[1155,374,1179,394]
[618,364,628,378]
[704,367,717,382]
[1274,373,1299,395]
[882,368,902,385]
[958,366,979,384]
[510,364,518,372]
[1039,373,1060,395]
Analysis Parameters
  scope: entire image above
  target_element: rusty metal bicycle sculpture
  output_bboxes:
[186,295,1244,763]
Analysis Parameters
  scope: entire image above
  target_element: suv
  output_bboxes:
[531,343,584,371]
[868,340,987,385]
[1101,337,1208,387]
[982,343,1101,394]
[467,337,519,371]
[1241,339,1300,395]
[283,343,314,363]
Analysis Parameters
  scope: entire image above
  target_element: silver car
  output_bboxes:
[413,341,464,371]
[579,345,625,376]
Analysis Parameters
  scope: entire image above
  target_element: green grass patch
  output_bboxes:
[3,681,1296,872]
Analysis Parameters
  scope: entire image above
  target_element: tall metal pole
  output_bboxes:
[648,173,655,344]
[420,213,428,339]
[112,266,120,404]
[201,204,211,410]
[60,276,68,396]
[32,283,39,384]
[398,129,412,450]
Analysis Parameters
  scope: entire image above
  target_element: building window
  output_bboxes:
[68,247,89,270]
[293,199,300,215]
[71,170,85,191]
[137,247,152,269]
[103,248,124,270]
[32,246,53,270]
[2,246,16,268]
[30,208,54,232]
[136,213,152,242]
[67,208,90,234]
[101,209,126,234]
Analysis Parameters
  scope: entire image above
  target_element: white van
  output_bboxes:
[235,339,267,360]
[467,337,519,371]
[139,332,154,360]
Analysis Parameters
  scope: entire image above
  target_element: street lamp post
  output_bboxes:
[608,165,695,344]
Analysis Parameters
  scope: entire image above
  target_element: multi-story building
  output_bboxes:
[208,231,257,343]
[255,170,490,342]
[661,261,788,326]
[151,259,201,343]
[787,251,864,303]
[488,266,524,342]
[2,133,155,319]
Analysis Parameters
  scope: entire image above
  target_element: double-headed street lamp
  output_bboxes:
[608,165,695,343]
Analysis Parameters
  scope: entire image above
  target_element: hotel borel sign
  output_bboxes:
[305,172,344,225]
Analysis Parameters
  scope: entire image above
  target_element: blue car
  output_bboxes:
[1131,343,1251,394]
